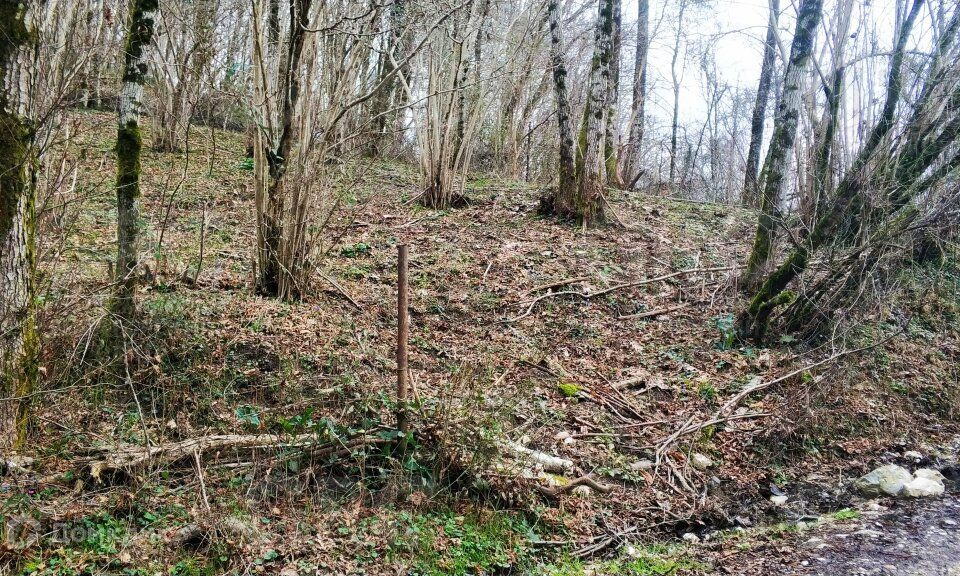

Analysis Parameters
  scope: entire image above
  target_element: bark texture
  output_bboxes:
[742,0,780,206]
[0,0,36,451]
[552,0,612,224]
[540,0,576,212]
[741,0,823,290]
[114,0,158,327]
[623,0,648,188]
[254,0,312,298]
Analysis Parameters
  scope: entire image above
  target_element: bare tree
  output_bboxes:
[737,0,952,341]
[742,0,781,207]
[113,0,158,330]
[540,0,576,211]
[545,0,613,223]
[623,0,649,189]
[741,0,824,290]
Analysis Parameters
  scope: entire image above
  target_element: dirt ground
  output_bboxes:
[4,111,960,574]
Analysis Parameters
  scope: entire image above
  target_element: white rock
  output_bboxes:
[854,464,912,497]
[682,532,700,543]
[914,468,946,483]
[902,476,945,498]
[770,495,788,506]
[623,545,640,558]
[554,430,571,441]
[562,436,576,446]
[5,456,33,473]
[690,453,714,470]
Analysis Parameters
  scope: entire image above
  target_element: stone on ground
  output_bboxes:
[855,464,912,497]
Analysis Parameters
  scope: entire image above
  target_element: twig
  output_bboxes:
[618,302,691,320]
[522,275,591,297]
[194,450,212,513]
[317,270,362,310]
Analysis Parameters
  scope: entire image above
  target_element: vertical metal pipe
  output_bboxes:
[396,244,409,444]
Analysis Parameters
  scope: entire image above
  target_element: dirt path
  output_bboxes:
[790,492,960,575]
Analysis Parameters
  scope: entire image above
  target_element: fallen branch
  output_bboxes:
[618,302,690,320]
[502,441,573,473]
[521,275,591,298]
[505,266,739,323]
[537,475,614,498]
[317,270,362,310]
[85,431,390,481]
[653,333,901,461]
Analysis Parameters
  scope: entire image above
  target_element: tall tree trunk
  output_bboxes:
[741,0,823,290]
[255,0,311,298]
[743,0,781,207]
[667,0,688,188]
[624,0,648,189]
[113,0,158,331]
[562,0,612,224]
[0,0,37,451]
[603,0,622,186]
[540,0,576,213]
[368,0,408,157]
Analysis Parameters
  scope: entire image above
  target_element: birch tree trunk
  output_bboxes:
[742,0,780,207]
[539,0,576,212]
[603,0,622,187]
[113,0,158,330]
[741,0,823,290]
[0,0,37,451]
[623,0,648,189]
[667,0,688,188]
[553,0,611,224]
[737,0,929,341]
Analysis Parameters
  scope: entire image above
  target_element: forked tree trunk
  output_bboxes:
[114,0,158,327]
[540,0,576,212]
[0,0,37,451]
[741,0,823,291]
[254,0,312,298]
[553,0,611,224]
[623,0,648,188]
[742,0,780,207]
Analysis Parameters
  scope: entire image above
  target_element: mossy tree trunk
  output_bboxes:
[0,0,37,451]
[113,0,158,330]
[736,0,932,342]
[741,0,823,291]
[742,0,780,207]
[539,0,576,212]
[549,0,612,224]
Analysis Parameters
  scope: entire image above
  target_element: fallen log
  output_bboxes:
[84,431,391,481]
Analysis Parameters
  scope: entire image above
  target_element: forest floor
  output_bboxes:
[3,110,960,575]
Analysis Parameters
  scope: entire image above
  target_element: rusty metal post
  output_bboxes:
[396,244,409,446]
